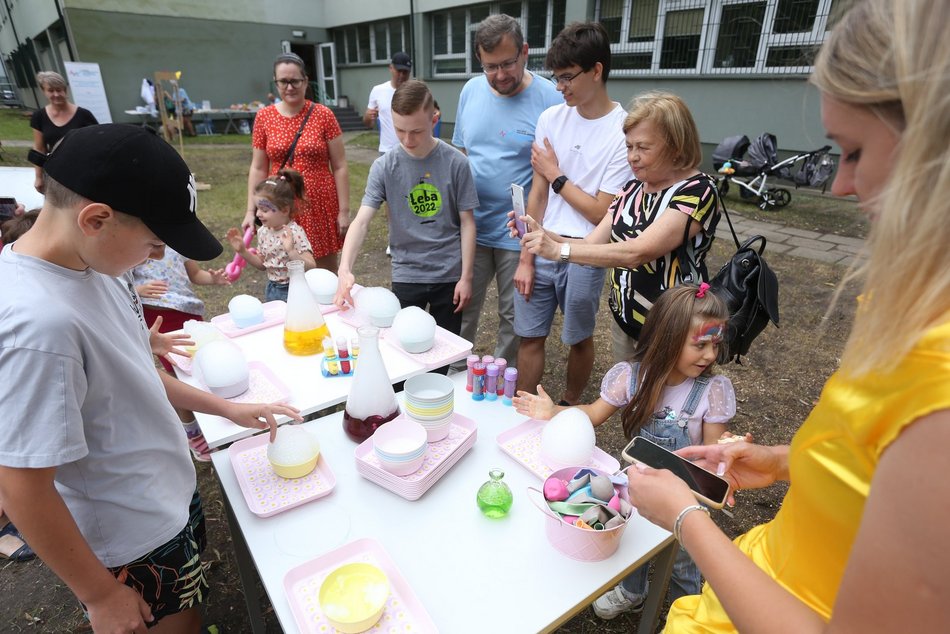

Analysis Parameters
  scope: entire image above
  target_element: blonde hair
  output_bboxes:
[36,71,67,91]
[812,0,950,375]
[623,92,702,170]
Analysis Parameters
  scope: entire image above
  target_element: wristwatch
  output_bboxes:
[560,242,571,263]
[552,175,568,195]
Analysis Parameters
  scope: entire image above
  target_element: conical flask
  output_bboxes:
[283,260,329,355]
[343,326,400,442]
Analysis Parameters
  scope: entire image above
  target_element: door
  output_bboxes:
[317,42,338,106]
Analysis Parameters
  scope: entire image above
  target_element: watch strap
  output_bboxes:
[552,175,568,194]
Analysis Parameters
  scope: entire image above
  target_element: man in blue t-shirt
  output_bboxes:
[452,14,561,364]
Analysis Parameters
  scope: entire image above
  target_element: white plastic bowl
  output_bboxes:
[373,419,427,475]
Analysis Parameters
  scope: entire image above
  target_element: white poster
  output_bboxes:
[64,61,113,123]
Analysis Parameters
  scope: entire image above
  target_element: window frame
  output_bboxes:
[334,18,409,67]
[595,0,837,77]
[429,0,566,78]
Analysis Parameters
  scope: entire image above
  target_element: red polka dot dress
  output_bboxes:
[252,101,344,258]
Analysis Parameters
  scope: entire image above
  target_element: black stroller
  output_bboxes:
[712,133,836,210]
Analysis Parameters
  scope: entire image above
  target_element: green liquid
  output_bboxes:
[477,470,513,518]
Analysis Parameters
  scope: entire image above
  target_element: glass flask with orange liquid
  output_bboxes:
[343,326,400,442]
[283,260,329,355]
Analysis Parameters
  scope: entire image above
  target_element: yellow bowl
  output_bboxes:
[319,563,389,633]
[268,450,319,479]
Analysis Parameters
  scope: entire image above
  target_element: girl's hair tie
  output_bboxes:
[696,282,711,298]
[278,174,287,181]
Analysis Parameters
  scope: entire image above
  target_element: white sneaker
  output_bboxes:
[386,245,392,257]
[592,586,644,620]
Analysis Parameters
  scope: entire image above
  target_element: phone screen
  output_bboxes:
[510,184,526,237]
[0,198,17,222]
[623,436,730,508]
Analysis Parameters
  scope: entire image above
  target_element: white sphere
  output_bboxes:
[228,294,264,327]
[267,425,321,466]
[540,408,596,469]
[392,306,436,342]
[305,269,339,304]
[195,340,249,398]
[356,287,401,327]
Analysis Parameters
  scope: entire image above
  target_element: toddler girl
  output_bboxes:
[132,247,229,460]
[227,168,316,301]
[514,283,736,620]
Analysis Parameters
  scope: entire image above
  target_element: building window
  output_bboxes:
[596,0,837,76]
[430,0,566,77]
[333,18,409,66]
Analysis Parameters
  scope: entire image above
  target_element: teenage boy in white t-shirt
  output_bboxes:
[513,21,632,404]
[363,52,412,154]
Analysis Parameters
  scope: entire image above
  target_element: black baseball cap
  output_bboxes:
[29,124,222,261]
[391,52,412,70]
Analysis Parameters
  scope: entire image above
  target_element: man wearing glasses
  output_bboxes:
[513,22,631,404]
[364,52,412,153]
[452,14,561,366]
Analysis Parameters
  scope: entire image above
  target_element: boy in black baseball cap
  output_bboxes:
[1,124,301,631]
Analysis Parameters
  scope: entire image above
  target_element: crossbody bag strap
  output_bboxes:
[278,102,316,171]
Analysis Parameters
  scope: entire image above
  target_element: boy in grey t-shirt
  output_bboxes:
[335,79,477,336]
[0,125,300,632]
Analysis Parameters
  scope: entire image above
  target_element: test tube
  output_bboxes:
[494,358,507,395]
[481,355,495,368]
[323,337,340,375]
[485,364,499,401]
[337,336,351,374]
[465,354,480,392]
[502,367,518,406]
[350,336,359,371]
[472,362,486,401]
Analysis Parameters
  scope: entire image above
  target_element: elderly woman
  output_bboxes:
[243,52,350,272]
[522,92,720,360]
[627,0,950,631]
[30,71,98,193]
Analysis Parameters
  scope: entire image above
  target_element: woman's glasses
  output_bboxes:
[275,78,306,88]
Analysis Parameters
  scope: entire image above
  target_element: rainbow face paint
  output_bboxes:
[692,321,724,343]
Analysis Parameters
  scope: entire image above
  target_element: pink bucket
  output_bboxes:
[528,466,631,562]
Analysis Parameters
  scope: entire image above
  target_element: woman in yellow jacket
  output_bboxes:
[627,0,950,631]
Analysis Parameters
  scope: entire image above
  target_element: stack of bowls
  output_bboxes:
[403,373,455,441]
[372,419,427,476]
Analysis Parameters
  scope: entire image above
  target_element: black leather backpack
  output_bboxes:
[678,197,779,363]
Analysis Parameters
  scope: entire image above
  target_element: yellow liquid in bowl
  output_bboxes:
[283,323,329,356]
[319,563,389,633]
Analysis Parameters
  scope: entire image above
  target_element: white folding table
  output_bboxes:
[174,312,467,448]
[210,370,676,633]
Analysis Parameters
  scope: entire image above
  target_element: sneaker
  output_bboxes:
[592,586,644,620]
[386,245,392,257]
[188,434,212,462]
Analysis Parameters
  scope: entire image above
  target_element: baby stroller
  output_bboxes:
[713,133,836,210]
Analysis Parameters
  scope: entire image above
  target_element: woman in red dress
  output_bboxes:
[244,52,350,271]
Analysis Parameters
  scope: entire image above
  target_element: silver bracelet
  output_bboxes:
[672,504,710,544]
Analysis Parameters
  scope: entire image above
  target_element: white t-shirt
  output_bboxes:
[534,103,631,237]
[367,80,398,153]
[0,247,195,568]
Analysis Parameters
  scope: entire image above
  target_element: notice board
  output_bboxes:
[64,61,113,123]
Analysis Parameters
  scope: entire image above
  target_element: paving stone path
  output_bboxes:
[723,213,865,267]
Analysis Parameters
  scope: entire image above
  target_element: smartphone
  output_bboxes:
[0,197,17,222]
[510,184,527,237]
[622,436,730,509]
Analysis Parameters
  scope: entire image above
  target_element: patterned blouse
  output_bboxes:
[256,221,313,283]
[607,173,720,340]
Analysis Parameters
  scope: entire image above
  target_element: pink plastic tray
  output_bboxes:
[387,327,473,371]
[167,350,193,374]
[283,537,437,634]
[496,418,621,480]
[228,432,336,518]
[211,300,287,337]
[198,361,291,405]
[355,414,476,484]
